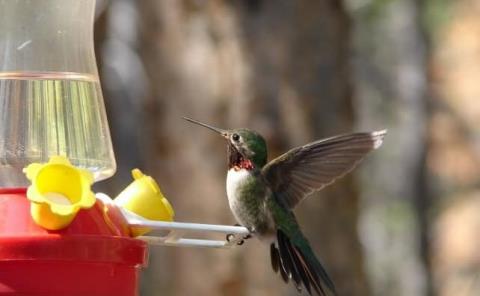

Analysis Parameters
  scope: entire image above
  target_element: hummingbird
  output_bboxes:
[184,117,386,296]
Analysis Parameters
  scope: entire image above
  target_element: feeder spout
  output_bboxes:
[23,156,96,230]
[114,169,175,236]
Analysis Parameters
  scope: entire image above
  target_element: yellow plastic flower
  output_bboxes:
[115,169,174,236]
[24,156,96,230]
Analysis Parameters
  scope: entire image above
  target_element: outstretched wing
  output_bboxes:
[262,130,386,209]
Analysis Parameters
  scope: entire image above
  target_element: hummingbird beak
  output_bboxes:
[183,117,229,139]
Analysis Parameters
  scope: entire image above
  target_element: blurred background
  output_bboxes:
[92,0,480,295]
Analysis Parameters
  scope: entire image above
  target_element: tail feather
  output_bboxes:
[279,258,290,283]
[293,244,326,295]
[289,244,312,294]
[271,242,289,283]
[271,230,336,296]
[297,245,336,292]
[279,230,324,295]
[277,230,302,291]
[270,243,280,273]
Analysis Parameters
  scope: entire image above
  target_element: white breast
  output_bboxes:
[226,169,251,214]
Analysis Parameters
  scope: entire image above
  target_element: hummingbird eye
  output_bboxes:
[232,133,240,142]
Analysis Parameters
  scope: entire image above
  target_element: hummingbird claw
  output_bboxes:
[226,233,236,242]
[235,233,252,246]
[226,233,251,246]
[226,224,251,245]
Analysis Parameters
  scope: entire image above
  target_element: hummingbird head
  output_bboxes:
[183,117,267,170]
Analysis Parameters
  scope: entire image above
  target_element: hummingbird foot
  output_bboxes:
[226,224,242,243]
[234,233,253,246]
[226,227,253,246]
[225,233,250,245]
[226,233,236,242]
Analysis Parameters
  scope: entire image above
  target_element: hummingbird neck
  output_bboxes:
[228,143,255,171]
[231,159,254,171]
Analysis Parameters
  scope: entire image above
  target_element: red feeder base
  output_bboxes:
[0,261,139,296]
[0,188,148,296]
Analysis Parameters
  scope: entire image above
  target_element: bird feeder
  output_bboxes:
[0,1,247,295]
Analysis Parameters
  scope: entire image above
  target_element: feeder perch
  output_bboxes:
[121,207,250,248]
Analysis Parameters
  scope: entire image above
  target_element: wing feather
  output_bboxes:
[262,130,386,208]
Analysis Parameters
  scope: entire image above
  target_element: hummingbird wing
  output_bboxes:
[262,130,386,209]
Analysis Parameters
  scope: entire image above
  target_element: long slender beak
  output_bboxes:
[183,117,229,138]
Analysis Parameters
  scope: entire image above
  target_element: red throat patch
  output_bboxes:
[234,159,254,171]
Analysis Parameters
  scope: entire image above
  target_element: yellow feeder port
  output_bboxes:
[115,169,174,236]
[23,156,96,230]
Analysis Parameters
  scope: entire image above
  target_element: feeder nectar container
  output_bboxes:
[0,0,116,187]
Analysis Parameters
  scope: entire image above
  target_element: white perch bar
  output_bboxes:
[121,209,250,248]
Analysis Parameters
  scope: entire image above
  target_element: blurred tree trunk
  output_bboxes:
[348,0,432,295]
[128,1,369,295]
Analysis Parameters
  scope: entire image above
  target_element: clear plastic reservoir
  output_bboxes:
[0,0,116,186]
